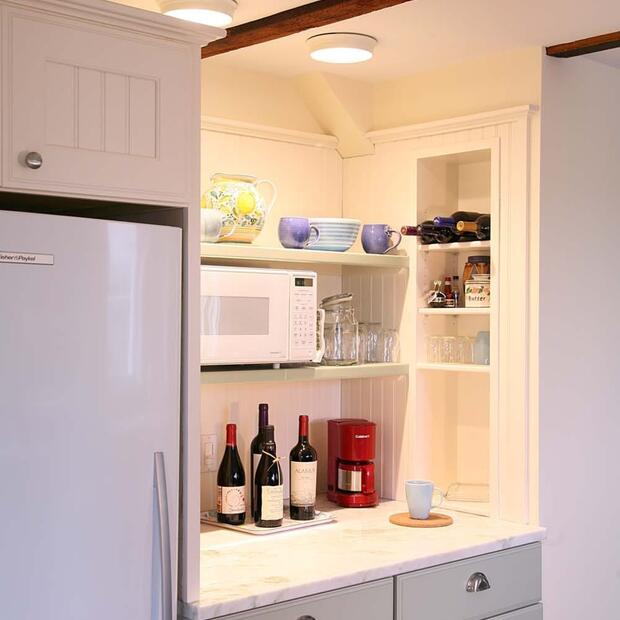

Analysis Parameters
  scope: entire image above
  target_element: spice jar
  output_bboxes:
[463,255,490,284]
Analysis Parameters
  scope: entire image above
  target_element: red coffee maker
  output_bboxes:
[327,418,379,508]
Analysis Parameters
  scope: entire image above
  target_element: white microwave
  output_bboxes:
[200,265,321,366]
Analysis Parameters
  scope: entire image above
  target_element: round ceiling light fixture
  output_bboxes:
[158,0,237,27]
[307,32,377,64]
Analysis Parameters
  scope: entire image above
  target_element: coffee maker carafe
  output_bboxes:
[327,419,379,507]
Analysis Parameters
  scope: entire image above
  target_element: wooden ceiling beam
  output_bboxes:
[546,31,620,58]
[201,0,413,59]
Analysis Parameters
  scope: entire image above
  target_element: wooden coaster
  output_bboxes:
[389,512,453,528]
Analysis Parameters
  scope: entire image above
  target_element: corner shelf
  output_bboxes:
[416,363,490,374]
[201,242,409,269]
[418,307,491,316]
[201,362,409,385]
[418,240,490,253]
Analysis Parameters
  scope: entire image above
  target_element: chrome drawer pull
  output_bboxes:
[24,151,43,169]
[466,572,491,592]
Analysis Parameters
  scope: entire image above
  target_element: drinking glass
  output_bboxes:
[365,322,382,363]
[427,336,442,363]
[358,323,370,364]
[473,331,491,365]
[455,336,475,364]
[381,329,400,363]
[440,336,457,363]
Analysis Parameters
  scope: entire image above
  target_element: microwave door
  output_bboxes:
[200,269,290,364]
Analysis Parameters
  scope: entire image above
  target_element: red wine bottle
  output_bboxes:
[289,415,318,521]
[254,425,283,528]
[216,424,246,526]
[400,222,443,244]
[456,214,491,240]
[250,403,269,518]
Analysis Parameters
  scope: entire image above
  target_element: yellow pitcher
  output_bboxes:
[204,173,277,243]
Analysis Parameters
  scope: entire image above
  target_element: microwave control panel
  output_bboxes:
[289,271,318,362]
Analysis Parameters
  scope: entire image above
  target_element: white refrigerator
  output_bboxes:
[0,211,182,620]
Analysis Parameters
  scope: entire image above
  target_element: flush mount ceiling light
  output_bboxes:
[307,33,377,64]
[159,0,237,27]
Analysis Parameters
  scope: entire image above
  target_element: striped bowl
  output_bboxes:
[307,218,361,252]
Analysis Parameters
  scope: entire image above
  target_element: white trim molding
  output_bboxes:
[1,0,225,45]
[201,116,339,149]
[367,105,537,144]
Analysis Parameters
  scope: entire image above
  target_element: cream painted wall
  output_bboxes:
[202,63,324,133]
[372,47,542,129]
[538,55,620,620]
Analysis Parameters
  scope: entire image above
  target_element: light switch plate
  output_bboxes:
[201,434,218,473]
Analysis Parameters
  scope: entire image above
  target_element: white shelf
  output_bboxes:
[418,307,491,316]
[201,242,409,269]
[416,363,490,374]
[201,362,409,385]
[418,240,490,253]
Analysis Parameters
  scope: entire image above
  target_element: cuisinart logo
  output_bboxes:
[0,251,54,266]
[355,434,370,439]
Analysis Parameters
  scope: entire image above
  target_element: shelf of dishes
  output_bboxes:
[200,242,409,268]
[426,332,490,366]
[200,362,410,384]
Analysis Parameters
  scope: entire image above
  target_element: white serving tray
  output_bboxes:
[201,509,335,535]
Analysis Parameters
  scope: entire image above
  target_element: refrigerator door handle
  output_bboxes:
[154,452,173,620]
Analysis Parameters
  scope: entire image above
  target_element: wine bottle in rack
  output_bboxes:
[456,214,491,240]
[401,223,434,245]
[254,425,283,528]
[289,415,318,521]
[216,423,246,526]
[433,211,483,228]
[250,403,269,517]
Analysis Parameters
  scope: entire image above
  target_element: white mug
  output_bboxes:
[405,480,443,519]
[200,208,236,243]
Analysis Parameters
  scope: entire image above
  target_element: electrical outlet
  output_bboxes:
[201,434,218,473]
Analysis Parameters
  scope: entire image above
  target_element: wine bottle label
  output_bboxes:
[217,486,246,515]
[290,461,317,507]
[260,485,284,521]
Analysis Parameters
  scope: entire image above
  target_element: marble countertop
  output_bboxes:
[192,499,545,620]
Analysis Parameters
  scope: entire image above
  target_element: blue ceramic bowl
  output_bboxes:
[307,218,361,252]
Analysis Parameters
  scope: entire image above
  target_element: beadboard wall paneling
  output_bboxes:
[341,267,411,500]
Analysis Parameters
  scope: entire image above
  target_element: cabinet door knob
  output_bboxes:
[24,152,43,169]
[466,572,491,592]
[297,616,316,620]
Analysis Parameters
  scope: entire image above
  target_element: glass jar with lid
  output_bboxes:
[320,293,358,366]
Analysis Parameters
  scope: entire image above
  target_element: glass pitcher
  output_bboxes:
[320,294,358,366]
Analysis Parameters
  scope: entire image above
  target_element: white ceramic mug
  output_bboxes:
[201,208,236,243]
[405,480,444,519]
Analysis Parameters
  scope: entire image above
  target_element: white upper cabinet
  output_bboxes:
[0,0,222,205]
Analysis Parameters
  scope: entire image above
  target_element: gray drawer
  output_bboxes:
[396,543,541,620]
[494,604,543,620]
[218,578,393,620]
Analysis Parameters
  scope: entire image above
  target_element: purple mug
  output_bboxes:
[278,217,320,249]
[361,224,403,254]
